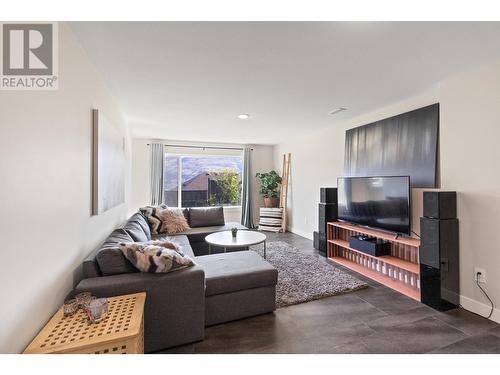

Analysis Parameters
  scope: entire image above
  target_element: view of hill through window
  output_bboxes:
[164,154,243,207]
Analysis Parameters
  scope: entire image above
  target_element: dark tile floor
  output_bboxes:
[159,231,500,354]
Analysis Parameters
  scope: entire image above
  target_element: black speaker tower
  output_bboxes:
[320,188,337,204]
[423,191,457,219]
[313,231,319,250]
[316,188,337,256]
[420,191,459,311]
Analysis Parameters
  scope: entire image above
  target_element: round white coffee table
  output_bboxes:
[205,230,268,258]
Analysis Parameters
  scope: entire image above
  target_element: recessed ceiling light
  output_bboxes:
[329,107,347,115]
[237,114,250,119]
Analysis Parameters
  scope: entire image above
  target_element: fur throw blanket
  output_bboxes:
[119,240,194,273]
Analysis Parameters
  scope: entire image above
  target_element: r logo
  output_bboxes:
[2,23,53,75]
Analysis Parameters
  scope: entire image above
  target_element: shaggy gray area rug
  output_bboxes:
[251,241,367,308]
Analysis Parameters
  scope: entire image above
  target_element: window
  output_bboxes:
[163,150,243,208]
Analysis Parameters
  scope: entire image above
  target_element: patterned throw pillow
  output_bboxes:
[158,208,190,234]
[139,205,167,234]
[119,240,194,273]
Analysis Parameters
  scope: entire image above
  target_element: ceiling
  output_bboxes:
[70,22,500,145]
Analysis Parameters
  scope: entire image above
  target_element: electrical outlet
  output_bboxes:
[474,267,487,283]
[304,217,308,224]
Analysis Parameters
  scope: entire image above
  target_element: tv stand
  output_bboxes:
[327,222,421,301]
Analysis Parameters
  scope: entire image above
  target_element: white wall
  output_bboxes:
[275,59,500,322]
[273,89,439,239]
[0,23,131,353]
[439,60,500,321]
[131,139,274,225]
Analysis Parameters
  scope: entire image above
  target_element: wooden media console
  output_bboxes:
[327,222,421,301]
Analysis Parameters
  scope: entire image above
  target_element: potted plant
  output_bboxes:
[255,170,282,208]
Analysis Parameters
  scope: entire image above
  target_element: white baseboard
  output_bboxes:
[460,294,500,323]
[287,226,313,240]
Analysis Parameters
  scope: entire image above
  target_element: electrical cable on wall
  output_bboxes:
[476,272,494,319]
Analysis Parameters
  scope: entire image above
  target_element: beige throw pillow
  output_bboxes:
[158,208,190,234]
[119,240,194,273]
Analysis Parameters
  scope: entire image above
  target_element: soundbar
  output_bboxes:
[349,235,391,257]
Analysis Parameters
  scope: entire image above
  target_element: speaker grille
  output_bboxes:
[420,218,440,268]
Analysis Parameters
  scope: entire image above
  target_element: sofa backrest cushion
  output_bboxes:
[134,211,153,239]
[82,255,101,279]
[96,229,138,276]
[189,206,225,228]
[181,208,190,224]
[123,212,151,242]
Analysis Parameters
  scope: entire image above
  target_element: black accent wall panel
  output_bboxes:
[344,103,439,188]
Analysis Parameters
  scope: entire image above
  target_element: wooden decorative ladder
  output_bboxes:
[279,153,291,232]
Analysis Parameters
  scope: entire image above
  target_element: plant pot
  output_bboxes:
[264,197,279,208]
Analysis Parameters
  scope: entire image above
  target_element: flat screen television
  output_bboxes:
[337,176,411,235]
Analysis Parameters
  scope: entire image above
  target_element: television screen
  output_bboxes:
[337,176,410,235]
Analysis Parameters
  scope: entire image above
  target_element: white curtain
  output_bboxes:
[240,147,255,228]
[150,143,164,205]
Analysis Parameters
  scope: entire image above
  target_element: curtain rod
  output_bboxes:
[146,143,253,151]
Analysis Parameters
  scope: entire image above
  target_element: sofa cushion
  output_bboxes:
[134,211,152,240]
[150,234,195,258]
[196,251,278,296]
[180,208,190,224]
[123,212,151,242]
[82,253,101,279]
[119,241,194,273]
[189,207,225,228]
[95,229,138,276]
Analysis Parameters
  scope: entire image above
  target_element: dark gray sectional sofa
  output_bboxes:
[74,207,278,353]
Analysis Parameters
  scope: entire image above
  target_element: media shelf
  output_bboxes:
[328,239,419,274]
[327,222,421,301]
